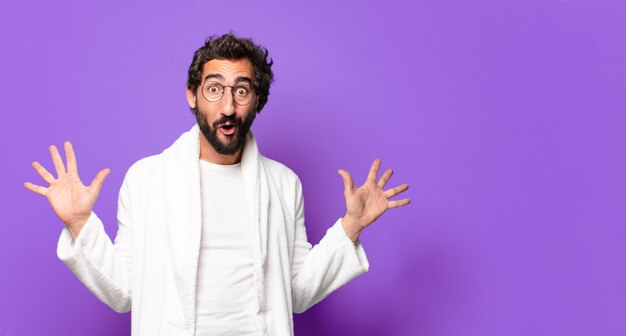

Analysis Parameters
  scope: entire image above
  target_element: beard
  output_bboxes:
[193,105,256,156]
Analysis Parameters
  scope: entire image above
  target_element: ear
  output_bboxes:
[186,86,197,109]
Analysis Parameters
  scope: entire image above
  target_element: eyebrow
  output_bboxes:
[203,73,224,82]
[234,76,253,85]
[203,73,253,85]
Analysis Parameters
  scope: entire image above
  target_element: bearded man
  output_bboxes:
[25,33,410,336]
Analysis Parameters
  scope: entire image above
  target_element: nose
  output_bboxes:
[220,87,236,116]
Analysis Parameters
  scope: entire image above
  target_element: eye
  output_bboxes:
[235,86,249,96]
[207,86,220,94]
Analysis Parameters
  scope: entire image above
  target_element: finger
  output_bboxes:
[65,141,78,174]
[88,168,110,196]
[338,169,355,196]
[49,145,66,176]
[384,183,409,198]
[32,161,55,184]
[377,168,393,189]
[388,198,411,209]
[366,159,381,184]
[24,182,48,196]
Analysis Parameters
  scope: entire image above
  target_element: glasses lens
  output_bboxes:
[203,82,223,102]
[233,85,253,106]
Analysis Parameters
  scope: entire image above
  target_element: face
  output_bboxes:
[187,58,258,156]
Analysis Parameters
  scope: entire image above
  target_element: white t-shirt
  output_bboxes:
[195,160,257,335]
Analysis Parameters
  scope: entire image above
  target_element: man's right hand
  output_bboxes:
[24,141,110,240]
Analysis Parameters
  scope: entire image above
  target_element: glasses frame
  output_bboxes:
[200,81,256,106]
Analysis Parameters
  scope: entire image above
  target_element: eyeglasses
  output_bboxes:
[201,81,255,106]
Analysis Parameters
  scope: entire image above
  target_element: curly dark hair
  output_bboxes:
[187,32,274,113]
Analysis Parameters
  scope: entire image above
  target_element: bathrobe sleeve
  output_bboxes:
[56,176,133,313]
[290,177,370,313]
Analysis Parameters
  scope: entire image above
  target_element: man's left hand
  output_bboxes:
[338,159,410,243]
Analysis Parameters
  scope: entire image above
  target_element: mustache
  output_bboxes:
[213,115,242,127]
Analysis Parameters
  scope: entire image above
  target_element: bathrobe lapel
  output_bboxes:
[241,132,269,313]
[161,124,269,328]
[161,125,202,328]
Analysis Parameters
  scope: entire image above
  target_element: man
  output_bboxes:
[24,33,410,336]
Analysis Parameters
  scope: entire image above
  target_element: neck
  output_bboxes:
[198,133,244,165]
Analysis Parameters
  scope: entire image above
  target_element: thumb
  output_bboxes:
[89,168,110,196]
[338,169,354,196]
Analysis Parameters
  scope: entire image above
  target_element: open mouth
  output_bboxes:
[218,123,238,136]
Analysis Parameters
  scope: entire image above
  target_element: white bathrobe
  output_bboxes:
[57,124,369,336]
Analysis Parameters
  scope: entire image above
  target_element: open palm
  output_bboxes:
[338,159,410,242]
[24,142,109,239]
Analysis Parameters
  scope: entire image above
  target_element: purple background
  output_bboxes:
[1,0,625,335]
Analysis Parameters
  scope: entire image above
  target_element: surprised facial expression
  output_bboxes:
[187,58,258,156]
